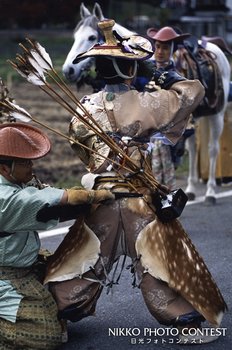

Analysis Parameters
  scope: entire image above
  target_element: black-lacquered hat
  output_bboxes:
[73,19,153,63]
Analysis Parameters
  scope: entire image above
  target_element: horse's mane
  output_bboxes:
[74,14,99,34]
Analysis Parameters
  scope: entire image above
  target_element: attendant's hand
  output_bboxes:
[67,188,115,205]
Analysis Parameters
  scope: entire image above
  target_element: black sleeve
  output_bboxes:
[36,203,91,223]
[153,69,186,90]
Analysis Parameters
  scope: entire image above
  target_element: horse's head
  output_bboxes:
[62,2,135,87]
[62,2,104,83]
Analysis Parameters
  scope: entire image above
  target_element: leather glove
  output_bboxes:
[67,188,115,205]
[153,69,186,90]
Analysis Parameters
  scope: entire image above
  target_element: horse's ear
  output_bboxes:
[80,2,91,19]
[93,2,104,21]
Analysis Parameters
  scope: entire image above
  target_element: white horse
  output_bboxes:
[182,42,231,204]
[62,2,133,84]
[62,2,231,204]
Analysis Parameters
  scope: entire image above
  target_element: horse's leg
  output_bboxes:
[205,113,224,204]
[185,133,199,200]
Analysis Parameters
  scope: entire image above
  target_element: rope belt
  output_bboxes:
[94,176,144,189]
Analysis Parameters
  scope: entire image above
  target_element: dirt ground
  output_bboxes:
[9,81,91,186]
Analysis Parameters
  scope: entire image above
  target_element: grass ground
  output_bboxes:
[0,29,73,82]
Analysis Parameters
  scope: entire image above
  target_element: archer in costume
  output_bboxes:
[46,19,226,345]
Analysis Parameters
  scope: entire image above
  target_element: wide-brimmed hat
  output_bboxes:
[73,19,153,63]
[147,26,190,43]
[0,122,51,160]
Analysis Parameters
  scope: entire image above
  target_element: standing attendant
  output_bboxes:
[146,26,193,187]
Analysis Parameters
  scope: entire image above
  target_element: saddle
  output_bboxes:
[177,36,224,118]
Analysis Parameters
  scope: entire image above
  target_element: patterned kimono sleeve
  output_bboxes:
[69,115,96,166]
